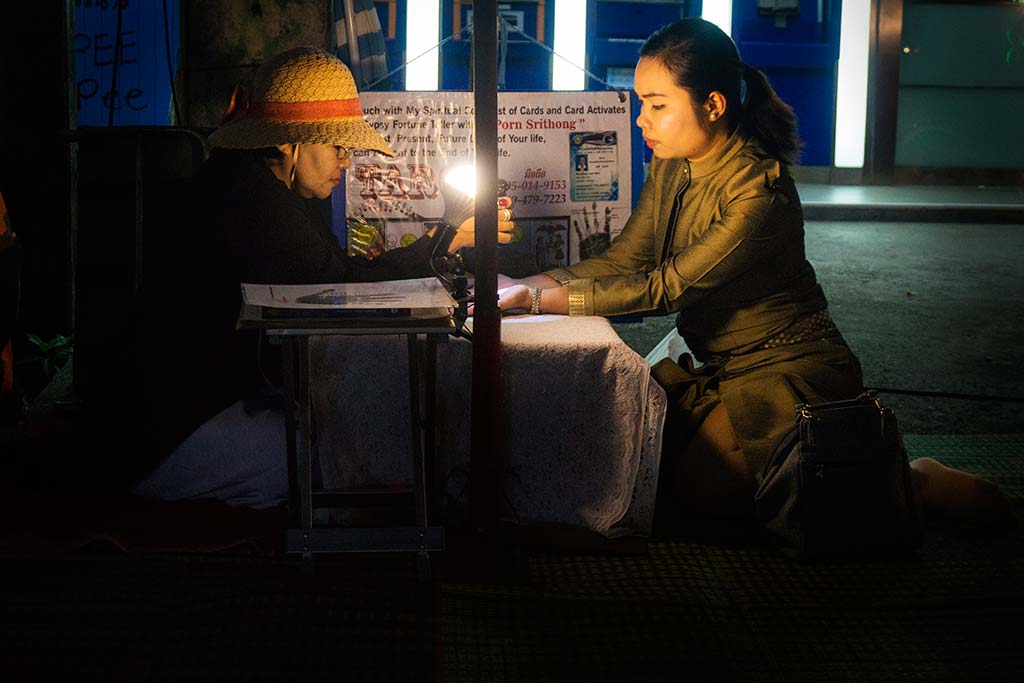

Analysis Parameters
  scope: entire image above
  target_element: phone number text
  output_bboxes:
[505,179,568,192]
[514,193,567,205]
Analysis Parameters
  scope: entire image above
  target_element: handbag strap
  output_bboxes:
[796,390,883,420]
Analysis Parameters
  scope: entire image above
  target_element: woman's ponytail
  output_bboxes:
[740,64,801,166]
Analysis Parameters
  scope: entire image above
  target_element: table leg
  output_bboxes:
[295,337,314,532]
[282,338,300,529]
[280,330,445,565]
[424,334,444,522]
[407,334,429,531]
[408,334,434,581]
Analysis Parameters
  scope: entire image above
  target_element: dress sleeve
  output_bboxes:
[657,159,799,303]
[349,232,436,282]
[570,159,801,317]
[241,200,435,284]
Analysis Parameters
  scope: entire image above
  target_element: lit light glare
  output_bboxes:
[552,0,587,90]
[834,1,870,167]
[444,164,477,198]
[701,0,733,36]
[405,1,440,90]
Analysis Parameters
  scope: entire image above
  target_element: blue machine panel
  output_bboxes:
[584,1,698,207]
[731,0,841,167]
[441,1,555,91]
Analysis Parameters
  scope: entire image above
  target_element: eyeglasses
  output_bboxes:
[333,145,351,161]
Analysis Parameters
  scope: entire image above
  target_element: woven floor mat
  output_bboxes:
[2,435,1021,680]
[441,536,1024,681]
[439,434,1024,681]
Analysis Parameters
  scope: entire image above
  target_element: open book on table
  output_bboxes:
[237,277,456,330]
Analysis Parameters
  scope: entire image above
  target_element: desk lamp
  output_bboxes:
[430,164,511,337]
[430,164,476,282]
[430,164,477,334]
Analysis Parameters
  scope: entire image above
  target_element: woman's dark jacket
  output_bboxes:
[145,149,435,456]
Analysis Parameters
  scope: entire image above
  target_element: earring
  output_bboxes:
[289,143,300,187]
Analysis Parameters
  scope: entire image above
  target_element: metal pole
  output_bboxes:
[470,0,501,538]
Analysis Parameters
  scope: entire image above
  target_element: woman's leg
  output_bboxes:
[910,457,1013,527]
[669,403,754,519]
[668,403,1016,528]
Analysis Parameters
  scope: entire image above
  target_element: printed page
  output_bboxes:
[241,277,456,310]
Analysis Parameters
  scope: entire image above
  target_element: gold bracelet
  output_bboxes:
[568,289,587,317]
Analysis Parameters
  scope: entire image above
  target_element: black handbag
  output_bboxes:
[754,391,924,561]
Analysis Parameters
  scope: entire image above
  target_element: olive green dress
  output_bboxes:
[544,129,863,475]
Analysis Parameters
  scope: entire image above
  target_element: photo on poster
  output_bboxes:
[383,217,441,252]
[529,217,570,272]
[569,131,619,202]
[464,216,570,278]
[569,202,622,263]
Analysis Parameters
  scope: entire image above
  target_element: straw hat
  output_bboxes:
[208,46,394,156]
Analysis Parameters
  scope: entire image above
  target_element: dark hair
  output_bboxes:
[640,18,800,165]
[250,146,286,160]
[208,146,284,163]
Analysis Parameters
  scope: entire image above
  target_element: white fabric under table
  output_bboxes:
[308,315,667,537]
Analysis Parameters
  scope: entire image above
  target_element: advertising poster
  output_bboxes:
[349,91,632,276]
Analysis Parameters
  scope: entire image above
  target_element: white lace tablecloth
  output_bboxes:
[309,315,667,537]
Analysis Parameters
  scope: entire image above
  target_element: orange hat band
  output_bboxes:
[248,98,363,121]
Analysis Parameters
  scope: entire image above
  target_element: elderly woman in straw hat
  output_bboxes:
[205,46,513,283]
[132,47,512,510]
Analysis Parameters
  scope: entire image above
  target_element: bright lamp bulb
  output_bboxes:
[443,164,477,198]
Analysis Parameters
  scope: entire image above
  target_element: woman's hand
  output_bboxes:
[467,283,529,317]
[448,196,516,252]
[468,274,566,316]
[496,284,532,313]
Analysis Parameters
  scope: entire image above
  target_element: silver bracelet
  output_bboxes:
[530,287,542,315]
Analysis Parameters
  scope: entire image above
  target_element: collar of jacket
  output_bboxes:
[651,128,749,263]
[656,126,750,204]
[690,126,748,179]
